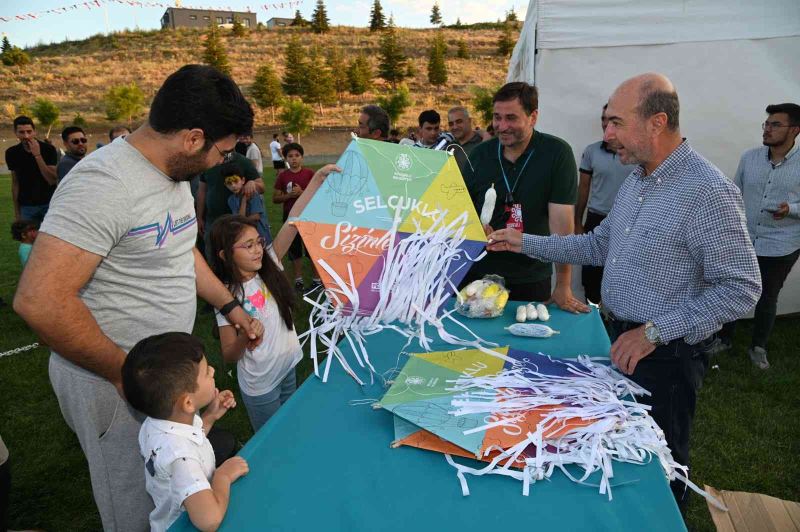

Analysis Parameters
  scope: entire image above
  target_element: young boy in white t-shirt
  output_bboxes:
[123,332,260,531]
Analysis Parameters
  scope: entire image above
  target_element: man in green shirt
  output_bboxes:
[462,82,589,313]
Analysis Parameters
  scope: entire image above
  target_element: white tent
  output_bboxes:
[508,0,800,314]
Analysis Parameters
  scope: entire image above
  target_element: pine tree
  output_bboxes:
[231,16,247,37]
[405,61,417,79]
[326,47,349,99]
[377,18,408,88]
[251,62,284,123]
[430,2,443,26]
[497,23,515,57]
[1,37,11,56]
[302,46,336,114]
[454,17,463,29]
[369,0,386,32]
[292,9,307,26]
[203,23,231,76]
[456,38,469,59]
[347,54,373,96]
[427,32,447,89]
[310,0,330,34]
[505,8,518,23]
[282,35,308,96]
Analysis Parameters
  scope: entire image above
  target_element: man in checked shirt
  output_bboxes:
[486,73,762,510]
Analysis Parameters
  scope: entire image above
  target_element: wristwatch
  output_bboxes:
[644,321,663,346]
[219,299,242,316]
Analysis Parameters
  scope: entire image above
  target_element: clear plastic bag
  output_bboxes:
[455,275,510,318]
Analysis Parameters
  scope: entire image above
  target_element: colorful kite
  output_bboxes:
[378,347,724,507]
[293,137,497,385]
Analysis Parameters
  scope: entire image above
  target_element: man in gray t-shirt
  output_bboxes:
[575,104,637,303]
[14,65,261,532]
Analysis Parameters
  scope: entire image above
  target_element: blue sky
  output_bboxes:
[1,0,527,48]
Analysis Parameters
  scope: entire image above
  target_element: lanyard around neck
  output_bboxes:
[498,140,534,203]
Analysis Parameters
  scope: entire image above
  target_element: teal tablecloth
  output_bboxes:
[172,304,686,531]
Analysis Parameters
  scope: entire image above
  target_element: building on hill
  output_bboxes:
[160,8,257,29]
[266,17,295,29]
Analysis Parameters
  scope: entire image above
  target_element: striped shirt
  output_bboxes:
[521,141,761,345]
[733,143,800,257]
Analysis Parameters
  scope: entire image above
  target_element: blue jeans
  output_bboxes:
[19,203,49,223]
[240,369,297,432]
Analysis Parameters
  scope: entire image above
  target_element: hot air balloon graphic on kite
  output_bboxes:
[327,149,369,217]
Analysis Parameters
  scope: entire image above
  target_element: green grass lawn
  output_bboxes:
[0,172,798,531]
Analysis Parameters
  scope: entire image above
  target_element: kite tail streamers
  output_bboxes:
[300,208,499,384]
[444,355,726,510]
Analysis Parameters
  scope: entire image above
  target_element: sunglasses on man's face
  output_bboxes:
[70,138,88,145]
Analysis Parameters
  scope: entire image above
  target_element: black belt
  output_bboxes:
[604,311,644,333]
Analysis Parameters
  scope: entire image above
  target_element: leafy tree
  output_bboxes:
[427,32,447,89]
[376,85,411,124]
[203,23,231,75]
[1,39,31,75]
[456,38,469,59]
[231,16,247,37]
[430,2,443,26]
[105,82,145,125]
[505,8,518,23]
[310,0,330,34]
[326,47,349,99]
[251,62,284,122]
[282,35,308,96]
[72,113,88,128]
[472,85,499,127]
[497,23,515,57]
[279,99,314,141]
[377,18,407,88]
[302,46,336,114]
[405,61,417,78]
[31,98,60,138]
[347,54,373,95]
[369,0,386,32]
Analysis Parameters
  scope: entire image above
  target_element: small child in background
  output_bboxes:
[122,332,257,532]
[272,143,321,292]
[224,173,273,246]
[11,220,39,266]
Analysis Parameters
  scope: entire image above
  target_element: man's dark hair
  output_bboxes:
[122,332,205,419]
[11,219,39,241]
[361,104,390,139]
[418,109,441,127]
[281,142,304,158]
[637,80,680,131]
[109,125,131,141]
[273,133,279,139]
[13,116,34,130]
[61,126,85,142]
[766,103,800,126]
[148,65,254,147]
[389,128,399,136]
[493,82,538,115]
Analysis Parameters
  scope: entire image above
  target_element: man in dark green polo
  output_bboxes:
[461,82,590,313]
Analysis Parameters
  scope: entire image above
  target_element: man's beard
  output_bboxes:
[165,151,209,182]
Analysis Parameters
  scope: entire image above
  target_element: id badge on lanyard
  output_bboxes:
[498,142,533,233]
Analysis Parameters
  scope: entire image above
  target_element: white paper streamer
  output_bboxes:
[443,355,727,510]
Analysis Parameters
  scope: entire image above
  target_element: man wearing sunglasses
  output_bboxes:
[57,126,88,182]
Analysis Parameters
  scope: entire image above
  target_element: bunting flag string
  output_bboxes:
[0,0,302,24]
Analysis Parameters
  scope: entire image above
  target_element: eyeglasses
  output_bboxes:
[213,143,234,163]
[70,138,88,145]
[233,236,267,252]
[762,121,797,131]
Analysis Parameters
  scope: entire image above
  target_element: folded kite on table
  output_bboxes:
[377,347,725,509]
